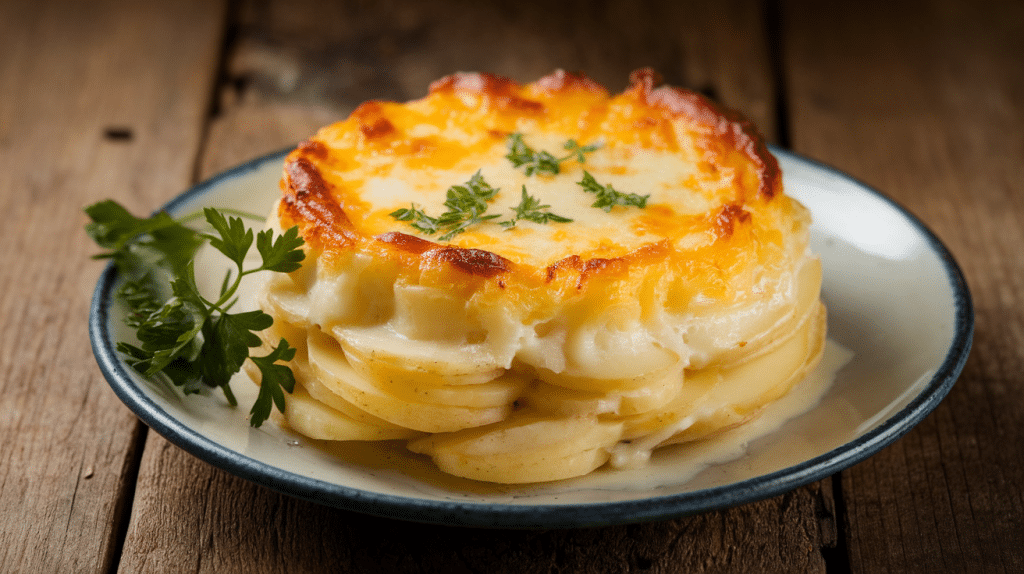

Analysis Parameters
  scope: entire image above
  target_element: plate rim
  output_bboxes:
[88,147,974,529]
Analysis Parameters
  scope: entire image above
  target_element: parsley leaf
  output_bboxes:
[248,338,298,428]
[505,133,600,176]
[201,310,272,392]
[205,207,253,268]
[117,274,163,328]
[85,200,206,279]
[85,200,306,427]
[130,273,207,378]
[256,225,305,273]
[500,186,573,229]
[577,171,650,212]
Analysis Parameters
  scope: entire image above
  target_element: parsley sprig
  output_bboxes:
[505,133,601,176]
[390,170,503,241]
[577,171,650,212]
[500,186,573,229]
[85,200,305,427]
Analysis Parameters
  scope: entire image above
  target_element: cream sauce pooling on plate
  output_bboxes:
[301,339,852,497]
[575,338,853,492]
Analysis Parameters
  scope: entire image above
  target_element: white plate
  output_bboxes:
[89,148,972,528]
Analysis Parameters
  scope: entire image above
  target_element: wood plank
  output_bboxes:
[200,0,779,177]
[123,439,838,574]
[0,0,229,571]
[782,0,1024,571]
[119,0,840,572]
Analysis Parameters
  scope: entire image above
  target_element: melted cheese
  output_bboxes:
[250,68,827,484]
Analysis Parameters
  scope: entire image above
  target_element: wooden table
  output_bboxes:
[2,0,1021,571]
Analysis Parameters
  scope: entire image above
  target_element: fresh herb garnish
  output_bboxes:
[577,171,650,212]
[505,133,600,176]
[391,134,598,239]
[85,200,305,427]
[500,185,573,229]
[390,170,503,241]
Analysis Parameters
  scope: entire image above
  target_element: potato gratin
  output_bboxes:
[247,68,826,483]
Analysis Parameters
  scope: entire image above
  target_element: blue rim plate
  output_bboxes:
[89,147,973,528]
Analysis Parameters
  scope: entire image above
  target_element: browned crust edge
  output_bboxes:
[626,68,781,201]
[278,68,781,284]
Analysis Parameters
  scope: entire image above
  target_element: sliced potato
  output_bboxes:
[428,446,614,484]
[336,326,506,386]
[617,367,720,440]
[533,359,681,393]
[343,346,527,408]
[623,302,826,445]
[307,328,510,432]
[283,384,422,441]
[299,365,419,430]
[254,319,415,429]
[262,278,314,329]
[664,302,827,445]
[408,412,623,483]
[524,367,683,417]
[695,258,822,371]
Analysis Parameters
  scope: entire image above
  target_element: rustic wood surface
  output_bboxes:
[0,0,227,571]
[0,0,1019,572]
[783,1,1024,571]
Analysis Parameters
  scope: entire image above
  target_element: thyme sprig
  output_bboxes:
[500,185,573,229]
[577,171,650,212]
[390,170,505,241]
[505,133,601,176]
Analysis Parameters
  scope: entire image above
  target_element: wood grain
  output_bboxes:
[114,1,842,572]
[122,438,838,574]
[0,0,229,572]
[782,0,1024,571]
[200,0,780,177]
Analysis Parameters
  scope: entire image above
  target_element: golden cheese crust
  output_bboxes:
[276,68,798,316]
[256,69,825,484]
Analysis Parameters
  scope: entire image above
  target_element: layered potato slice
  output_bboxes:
[249,68,827,483]
[408,414,624,484]
[245,323,422,441]
[305,328,518,432]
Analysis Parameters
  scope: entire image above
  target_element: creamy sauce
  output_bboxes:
[290,339,852,498]
[548,337,851,491]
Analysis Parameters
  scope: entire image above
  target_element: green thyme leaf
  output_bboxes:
[563,139,602,163]
[389,204,440,235]
[389,171,502,241]
[501,186,574,229]
[505,133,600,176]
[577,171,649,212]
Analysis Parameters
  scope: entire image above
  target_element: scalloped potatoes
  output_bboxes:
[249,68,826,483]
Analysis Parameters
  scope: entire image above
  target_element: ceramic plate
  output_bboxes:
[89,147,972,528]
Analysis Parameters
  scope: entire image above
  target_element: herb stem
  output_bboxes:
[221,383,238,406]
[178,207,267,225]
[205,263,276,315]
[208,264,246,312]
